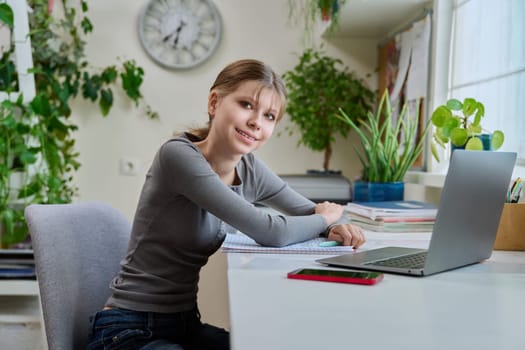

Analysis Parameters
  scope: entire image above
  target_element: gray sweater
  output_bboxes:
[106,134,334,313]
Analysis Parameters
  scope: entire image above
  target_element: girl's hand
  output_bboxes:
[315,201,344,226]
[327,224,366,249]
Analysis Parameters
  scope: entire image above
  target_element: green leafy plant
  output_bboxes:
[430,97,504,161]
[0,0,157,246]
[282,47,374,171]
[0,96,51,244]
[338,90,430,183]
[0,3,16,92]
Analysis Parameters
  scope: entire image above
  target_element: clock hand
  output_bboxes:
[162,21,186,43]
[173,21,186,47]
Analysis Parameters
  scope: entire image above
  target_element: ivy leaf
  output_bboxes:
[99,89,113,116]
[30,94,52,117]
[0,3,14,28]
[81,17,93,34]
[101,66,117,83]
[0,58,17,91]
[82,74,100,101]
[47,176,63,191]
[18,180,42,199]
[47,116,70,135]
[59,81,71,101]
[20,150,37,165]
[121,60,144,104]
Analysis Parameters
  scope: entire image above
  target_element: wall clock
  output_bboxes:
[138,0,222,70]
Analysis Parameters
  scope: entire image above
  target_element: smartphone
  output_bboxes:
[287,268,383,285]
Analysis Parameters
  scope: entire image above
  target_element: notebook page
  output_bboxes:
[221,233,355,255]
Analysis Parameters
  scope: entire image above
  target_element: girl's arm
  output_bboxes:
[160,140,329,247]
[251,156,350,232]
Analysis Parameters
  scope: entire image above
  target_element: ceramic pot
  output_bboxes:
[451,133,492,152]
[352,181,404,202]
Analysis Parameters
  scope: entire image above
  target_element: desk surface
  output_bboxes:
[226,234,525,350]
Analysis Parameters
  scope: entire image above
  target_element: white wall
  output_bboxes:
[70,0,377,329]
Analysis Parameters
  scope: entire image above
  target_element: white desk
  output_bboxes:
[226,235,525,350]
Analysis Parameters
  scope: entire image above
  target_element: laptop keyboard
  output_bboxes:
[366,251,427,269]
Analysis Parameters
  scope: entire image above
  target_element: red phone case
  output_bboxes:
[287,269,383,285]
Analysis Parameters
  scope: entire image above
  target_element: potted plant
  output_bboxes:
[282,47,374,173]
[0,0,156,247]
[286,0,345,44]
[338,90,431,201]
[430,97,504,161]
[318,0,341,22]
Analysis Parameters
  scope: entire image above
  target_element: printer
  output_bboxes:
[279,173,352,204]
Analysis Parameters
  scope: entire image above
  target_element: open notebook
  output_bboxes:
[221,233,355,255]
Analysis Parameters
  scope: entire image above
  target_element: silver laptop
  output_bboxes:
[317,150,517,276]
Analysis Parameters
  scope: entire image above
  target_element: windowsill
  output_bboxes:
[405,163,525,189]
[405,170,446,188]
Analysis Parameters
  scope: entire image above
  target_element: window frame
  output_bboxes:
[418,0,524,183]
[428,0,524,169]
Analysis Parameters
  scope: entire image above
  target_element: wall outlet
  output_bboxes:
[119,157,140,176]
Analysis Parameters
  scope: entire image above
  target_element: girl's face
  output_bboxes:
[207,81,282,156]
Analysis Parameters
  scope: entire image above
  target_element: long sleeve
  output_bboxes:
[108,135,346,313]
[158,139,328,247]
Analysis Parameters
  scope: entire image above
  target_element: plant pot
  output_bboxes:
[320,8,331,21]
[352,181,404,202]
[452,133,492,152]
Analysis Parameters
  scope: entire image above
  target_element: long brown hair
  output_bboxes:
[187,59,287,139]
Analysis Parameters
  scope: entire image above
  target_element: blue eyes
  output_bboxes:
[239,101,276,121]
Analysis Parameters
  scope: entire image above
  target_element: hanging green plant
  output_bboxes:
[0,0,157,247]
[287,0,346,45]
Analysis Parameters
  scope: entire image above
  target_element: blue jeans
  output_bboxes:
[86,307,230,350]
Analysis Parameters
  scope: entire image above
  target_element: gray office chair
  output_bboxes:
[25,201,131,350]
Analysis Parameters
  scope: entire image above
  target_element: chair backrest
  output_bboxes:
[25,201,131,350]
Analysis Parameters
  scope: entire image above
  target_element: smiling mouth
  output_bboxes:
[236,128,257,141]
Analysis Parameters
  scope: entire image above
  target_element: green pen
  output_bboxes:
[319,241,342,247]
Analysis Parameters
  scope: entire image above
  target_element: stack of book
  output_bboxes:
[0,249,36,279]
[346,200,438,232]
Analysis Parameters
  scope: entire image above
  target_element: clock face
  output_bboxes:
[138,0,222,69]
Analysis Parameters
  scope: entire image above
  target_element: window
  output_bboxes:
[431,0,524,170]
